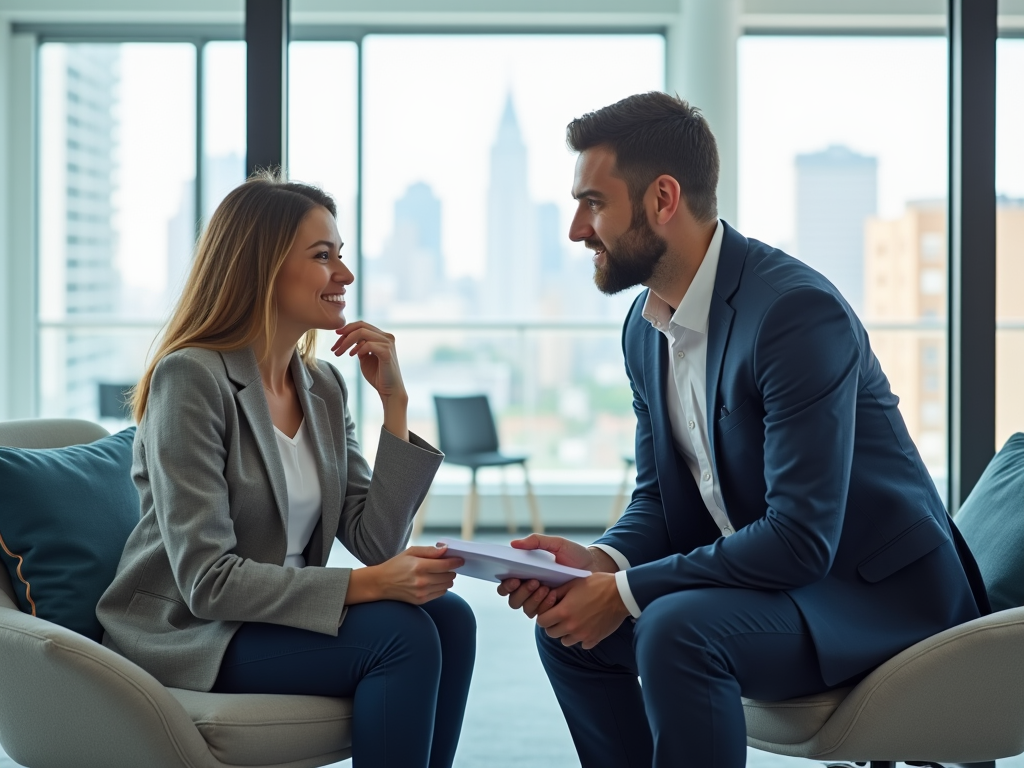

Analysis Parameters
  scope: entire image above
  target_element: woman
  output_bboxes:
[97,173,475,768]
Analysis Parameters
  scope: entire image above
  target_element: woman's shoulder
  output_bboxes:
[152,347,230,388]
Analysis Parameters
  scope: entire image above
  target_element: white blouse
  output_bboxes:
[273,420,322,568]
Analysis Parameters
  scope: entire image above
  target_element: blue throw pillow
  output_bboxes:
[0,427,138,641]
[954,432,1024,612]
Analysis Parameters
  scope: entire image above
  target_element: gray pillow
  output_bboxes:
[954,433,1024,612]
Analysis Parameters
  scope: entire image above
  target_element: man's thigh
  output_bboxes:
[632,587,828,701]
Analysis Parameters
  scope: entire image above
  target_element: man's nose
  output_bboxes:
[568,211,593,242]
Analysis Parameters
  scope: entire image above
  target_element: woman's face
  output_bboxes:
[274,205,353,334]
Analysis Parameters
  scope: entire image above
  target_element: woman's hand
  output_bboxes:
[333,321,409,440]
[346,545,465,606]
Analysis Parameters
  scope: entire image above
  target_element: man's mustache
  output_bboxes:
[584,239,605,252]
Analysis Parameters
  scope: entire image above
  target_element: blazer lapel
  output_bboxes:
[705,221,746,462]
[290,354,342,568]
[645,319,685,507]
[223,347,289,535]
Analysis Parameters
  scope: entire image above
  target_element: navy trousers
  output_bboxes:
[213,592,476,768]
[537,587,844,768]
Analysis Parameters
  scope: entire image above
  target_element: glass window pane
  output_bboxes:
[202,40,246,222]
[996,37,1024,451]
[361,34,664,475]
[38,42,196,424]
[738,36,949,497]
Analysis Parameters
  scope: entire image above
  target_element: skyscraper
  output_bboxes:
[38,44,121,419]
[795,145,878,315]
[483,93,534,317]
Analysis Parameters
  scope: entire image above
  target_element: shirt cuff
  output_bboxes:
[591,544,631,571]
[614,570,643,619]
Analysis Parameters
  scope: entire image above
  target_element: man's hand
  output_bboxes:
[536,572,631,649]
[496,534,618,618]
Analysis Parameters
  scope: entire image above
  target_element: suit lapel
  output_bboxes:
[223,347,289,536]
[645,318,685,507]
[290,355,342,568]
[705,221,746,462]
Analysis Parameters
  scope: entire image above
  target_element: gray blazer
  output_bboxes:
[96,346,443,691]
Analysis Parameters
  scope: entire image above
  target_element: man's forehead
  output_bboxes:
[573,147,621,195]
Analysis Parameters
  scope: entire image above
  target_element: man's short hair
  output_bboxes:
[566,92,719,224]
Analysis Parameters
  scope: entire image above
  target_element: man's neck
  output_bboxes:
[647,218,718,309]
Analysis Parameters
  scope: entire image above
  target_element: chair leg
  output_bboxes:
[501,468,517,534]
[608,464,631,528]
[461,470,478,541]
[522,462,544,534]
[411,490,430,541]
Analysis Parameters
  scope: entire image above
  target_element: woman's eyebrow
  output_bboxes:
[305,239,340,250]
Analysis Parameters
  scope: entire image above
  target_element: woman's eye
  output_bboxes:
[315,251,330,261]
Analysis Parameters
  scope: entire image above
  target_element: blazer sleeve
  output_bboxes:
[143,352,351,634]
[328,365,444,565]
[591,307,674,568]
[625,287,860,609]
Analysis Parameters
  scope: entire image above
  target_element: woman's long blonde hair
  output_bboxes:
[131,171,338,422]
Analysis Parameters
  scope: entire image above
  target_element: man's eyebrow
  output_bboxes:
[305,239,341,250]
[572,188,605,201]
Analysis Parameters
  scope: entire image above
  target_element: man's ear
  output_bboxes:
[650,174,682,225]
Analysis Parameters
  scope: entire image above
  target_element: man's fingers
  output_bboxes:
[497,578,521,597]
[521,585,551,619]
[507,580,541,610]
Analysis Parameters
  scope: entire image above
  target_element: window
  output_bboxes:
[357,34,665,484]
[996,37,1024,451]
[738,36,949,497]
[38,43,197,427]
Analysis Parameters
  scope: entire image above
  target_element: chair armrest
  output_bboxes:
[0,606,219,768]
[805,607,1024,763]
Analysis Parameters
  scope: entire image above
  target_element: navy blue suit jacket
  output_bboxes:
[595,221,989,686]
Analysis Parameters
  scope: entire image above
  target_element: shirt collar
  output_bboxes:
[642,219,724,335]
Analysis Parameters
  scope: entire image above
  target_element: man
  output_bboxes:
[497,92,989,768]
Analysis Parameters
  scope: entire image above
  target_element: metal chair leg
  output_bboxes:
[501,468,517,534]
[411,489,430,541]
[522,462,543,534]
[608,464,631,528]
[461,470,479,541]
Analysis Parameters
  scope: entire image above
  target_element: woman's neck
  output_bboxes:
[253,332,301,394]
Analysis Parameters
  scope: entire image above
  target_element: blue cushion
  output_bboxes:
[954,432,1024,612]
[0,428,138,641]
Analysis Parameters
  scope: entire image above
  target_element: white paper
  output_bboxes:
[436,537,592,587]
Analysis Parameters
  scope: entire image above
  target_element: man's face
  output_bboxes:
[568,146,668,295]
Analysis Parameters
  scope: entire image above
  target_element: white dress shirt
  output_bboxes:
[594,220,734,618]
[274,420,322,568]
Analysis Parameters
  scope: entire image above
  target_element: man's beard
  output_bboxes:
[590,211,668,295]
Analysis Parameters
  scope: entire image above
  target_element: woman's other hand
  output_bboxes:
[332,321,409,440]
[346,544,465,606]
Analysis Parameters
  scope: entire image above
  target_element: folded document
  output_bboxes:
[437,537,592,587]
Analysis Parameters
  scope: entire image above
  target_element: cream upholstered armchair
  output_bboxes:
[0,419,353,768]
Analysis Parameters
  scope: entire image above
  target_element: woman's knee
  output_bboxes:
[424,591,477,637]
[354,599,443,663]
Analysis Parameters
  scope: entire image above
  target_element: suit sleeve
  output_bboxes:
[328,365,444,565]
[625,287,860,609]
[145,353,350,634]
[591,308,674,568]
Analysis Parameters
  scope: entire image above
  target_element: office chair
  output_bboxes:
[413,395,543,540]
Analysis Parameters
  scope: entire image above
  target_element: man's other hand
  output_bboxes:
[536,573,631,649]
[496,534,617,618]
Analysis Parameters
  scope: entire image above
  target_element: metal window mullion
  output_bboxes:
[194,39,204,238]
[947,0,997,512]
[245,0,289,175]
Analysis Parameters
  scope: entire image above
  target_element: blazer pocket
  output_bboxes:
[129,590,198,631]
[857,515,950,583]
[717,398,754,435]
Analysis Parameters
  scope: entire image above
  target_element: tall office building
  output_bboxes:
[795,145,878,315]
[38,44,121,419]
[383,182,444,303]
[864,198,1024,470]
[483,94,534,317]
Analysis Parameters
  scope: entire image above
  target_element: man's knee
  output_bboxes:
[633,590,728,669]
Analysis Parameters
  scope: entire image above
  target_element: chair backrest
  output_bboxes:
[433,395,500,457]
[0,419,110,612]
[0,418,110,450]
